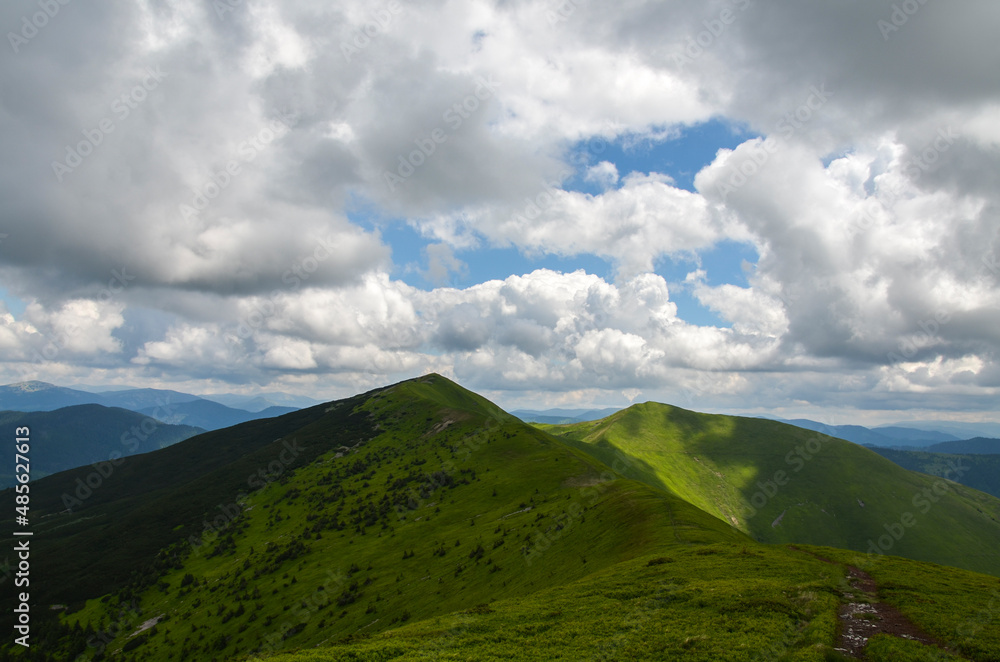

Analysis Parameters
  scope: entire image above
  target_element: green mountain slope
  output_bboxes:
[0,405,204,488]
[1,391,380,612]
[544,402,1000,577]
[267,543,1000,662]
[1,375,742,661]
[3,377,999,662]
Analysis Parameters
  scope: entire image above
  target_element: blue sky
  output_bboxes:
[1,0,998,423]
[370,119,758,328]
[0,287,25,317]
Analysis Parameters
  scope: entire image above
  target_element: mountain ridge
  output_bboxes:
[0,404,204,488]
[3,374,1000,661]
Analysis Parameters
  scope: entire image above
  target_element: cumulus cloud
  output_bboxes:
[0,0,997,418]
[584,161,619,189]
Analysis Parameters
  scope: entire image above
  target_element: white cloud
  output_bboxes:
[0,0,998,418]
[584,161,619,189]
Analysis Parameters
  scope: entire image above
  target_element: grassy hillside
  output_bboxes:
[0,405,203,487]
[0,394,378,613]
[544,402,1000,577]
[3,375,742,661]
[264,543,1000,661]
[266,544,848,662]
[4,377,1000,661]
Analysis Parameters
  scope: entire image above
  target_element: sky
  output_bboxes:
[0,0,998,425]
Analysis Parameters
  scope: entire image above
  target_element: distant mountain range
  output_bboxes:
[519,408,1000,451]
[0,381,309,431]
[761,416,1000,450]
[137,399,297,430]
[0,405,203,488]
[511,407,621,424]
[878,419,1000,440]
[4,374,999,661]
[199,391,322,411]
[924,437,1000,454]
[868,446,1000,499]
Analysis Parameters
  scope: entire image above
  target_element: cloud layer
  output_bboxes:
[1,0,997,419]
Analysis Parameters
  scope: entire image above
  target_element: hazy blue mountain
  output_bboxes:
[67,384,139,393]
[777,418,899,445]
[94,387,204,411]
[877,420,1000,439]
[773,417,953,448]
[200,391,323,411]
[926,437,1000,455]
[1,381,311,418]
[0,382,202,412]
[138,399,298,431]
[0,381,103,411]
[874,426,960,443]
[512,407,621,424]
[868,446,1000,499]
[0,404,203,488]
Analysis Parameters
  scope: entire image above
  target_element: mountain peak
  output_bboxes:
[5,380,56,392]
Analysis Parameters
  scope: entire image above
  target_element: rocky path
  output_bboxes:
[834,565,952,658]
[789,547,963,659]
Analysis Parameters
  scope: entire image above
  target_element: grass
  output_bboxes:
[3,375,1000,661]
[865,635,967,662]
[545,402,1000,577]
[257,545,848,661]
[53,376,743,660]
[258,544,1000,662]
[804,545,1000,661]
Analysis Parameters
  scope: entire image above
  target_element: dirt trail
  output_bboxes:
[789,547,963,659]
[835,565,954,658]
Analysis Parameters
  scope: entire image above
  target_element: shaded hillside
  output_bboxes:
[0,405,203,488]
[870,447,1000,499]
[270,543,1000,661]
[546,402,1000,577]
[3,376,999,661]
[1,375,741,661]
[926,438,1000,455]
[138,399,298,431]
